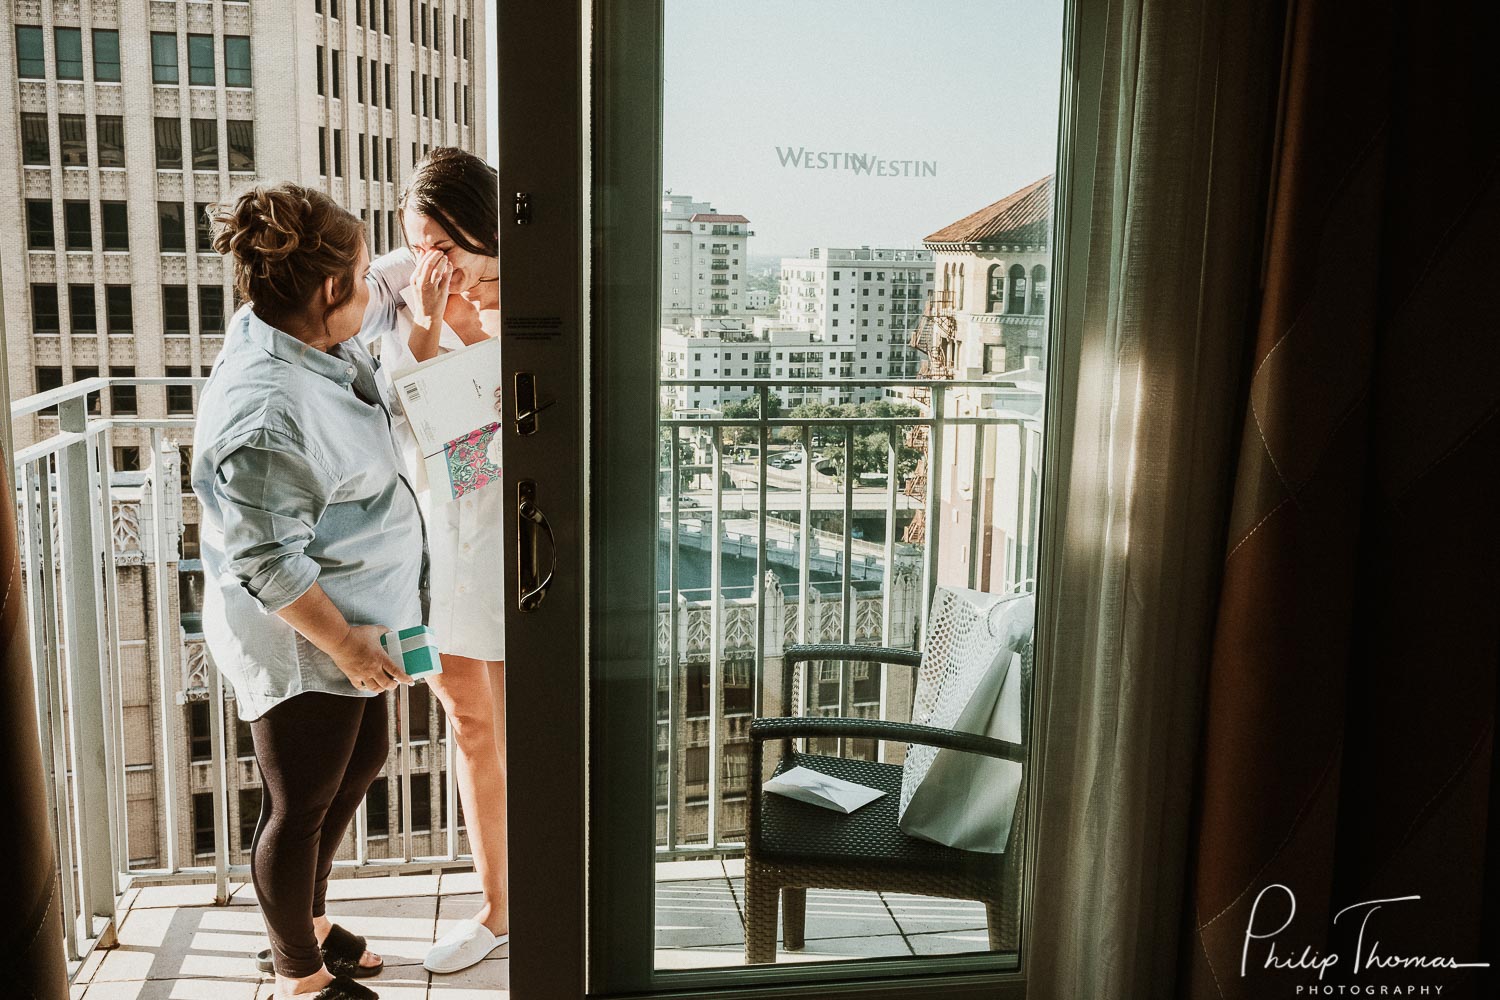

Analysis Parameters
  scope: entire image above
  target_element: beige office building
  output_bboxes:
[2,0,487,870]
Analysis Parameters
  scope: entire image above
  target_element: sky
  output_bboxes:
[488,0,1064,260]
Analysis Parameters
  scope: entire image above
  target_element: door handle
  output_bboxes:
[516,479,556,613]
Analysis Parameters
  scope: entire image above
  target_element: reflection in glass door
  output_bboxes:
[645,0,1064,979]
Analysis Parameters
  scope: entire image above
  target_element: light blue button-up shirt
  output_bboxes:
[192,306,427,721]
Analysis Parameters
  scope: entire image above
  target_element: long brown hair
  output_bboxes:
[212,184,366,336]
[399,147,499,257]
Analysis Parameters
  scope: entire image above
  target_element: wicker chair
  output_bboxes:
[743,602,1033,964]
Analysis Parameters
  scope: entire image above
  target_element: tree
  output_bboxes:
[785,400,922,484]
[719,393,783,447]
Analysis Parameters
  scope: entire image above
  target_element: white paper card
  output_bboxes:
[389,337,502,457]
[763,766,886,814]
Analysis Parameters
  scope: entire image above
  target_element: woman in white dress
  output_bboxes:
[363,148,509,974]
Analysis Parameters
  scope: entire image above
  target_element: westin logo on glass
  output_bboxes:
[775,146,938,178]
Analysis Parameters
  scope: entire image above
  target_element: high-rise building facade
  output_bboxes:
[661,192,752,319]
[3,0,487,453]
[2,0,487,871]
[776,246,933,384]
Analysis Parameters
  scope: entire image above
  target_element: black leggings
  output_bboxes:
[250,691,388,978]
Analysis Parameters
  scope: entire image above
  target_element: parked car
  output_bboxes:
[768,455,799,469]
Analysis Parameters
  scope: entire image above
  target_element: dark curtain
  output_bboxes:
[0,459,69,998]
[1181,0,1500,997]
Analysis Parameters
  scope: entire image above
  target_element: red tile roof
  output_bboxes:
[924,175,1052,247]
[690,213,750,223]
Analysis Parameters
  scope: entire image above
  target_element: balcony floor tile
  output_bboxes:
[906,929,993,955]
[85,979,264,999]
[656,932,914,969]
[725,880,900,942]
[654,879,743,949]
[881,892,988,936]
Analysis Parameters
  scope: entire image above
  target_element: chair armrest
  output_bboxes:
[745,716,1026,853]
[781,644,922,719]
[750,715,1024,763]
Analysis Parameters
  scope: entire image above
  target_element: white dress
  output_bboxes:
[365,251,506,661]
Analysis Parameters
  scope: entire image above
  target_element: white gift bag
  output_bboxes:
[897,589,1033,853]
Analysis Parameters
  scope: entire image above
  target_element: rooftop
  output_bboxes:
[923,175,1053,248]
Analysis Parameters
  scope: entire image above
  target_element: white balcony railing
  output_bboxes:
[11,372,1044,972]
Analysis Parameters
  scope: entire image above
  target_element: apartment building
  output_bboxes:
[661,191,752,319]
[777,245,933,385]
[2,0,487,871]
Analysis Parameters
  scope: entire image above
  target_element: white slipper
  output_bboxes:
[424,918,509,974]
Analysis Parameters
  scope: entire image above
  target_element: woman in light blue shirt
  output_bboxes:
[193,184,422,1000]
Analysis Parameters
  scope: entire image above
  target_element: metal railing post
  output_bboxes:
[149,430,181,872]
[210,668,231,903]
[56,395,117,940]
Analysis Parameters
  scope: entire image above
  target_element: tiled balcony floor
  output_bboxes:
[653,859,992,966]
[67,862,992,997]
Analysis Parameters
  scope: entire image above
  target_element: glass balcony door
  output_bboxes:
[500,1,1066,996]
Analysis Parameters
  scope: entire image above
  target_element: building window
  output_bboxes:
[188,33,214,85]
[26,201,53,250]
[93,29,121,81]
[167,366,194,414]
[20,113,48,164]
[16,26,45,78]
[356,55,364,102]
[106,286,132,333]
[331,50,342,99]
[421,2,429,45]
[316,45,325,95]
[151,32,178,84]
[333,129,343,177]
[226,119,254,172]
[199,287,225,335]
[113,446,142,472]
[96,116,125,167]
[35,367,64,415]
[407,683,430,741]
[318,126,327,175]
[69,284,96,334]
[59,114,87,166]
[73,365,100,414]
[195,203,213,252]
[63,201,91,251]
[32,286,60,334]
[238,788,262,851]
[163,285,190,334]
[54,27,83,80]
[110,367,137,414]
[357,134,366,178]
[102,202,129,251]
[366,778,389,837]
[155,117,182,169]
[1031,264,1048,314]
[371,135,381,182]
[191,119,218,170]
[386,138,393,178]
[986,264,1004,313]
[224,36,251,87]
[384,64,392,109]
[454,81,460,123]
[192,793,214,856]
[158,202,187,252]
[421,73,428,115]
[1007,263,1027,314]
[403,773,431,832]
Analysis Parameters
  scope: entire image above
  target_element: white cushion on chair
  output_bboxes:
[898,587,1034,853]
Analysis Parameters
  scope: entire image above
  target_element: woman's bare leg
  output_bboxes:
[427,654,508,936]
